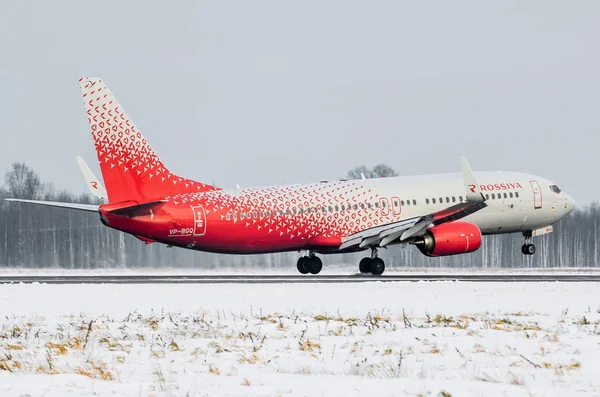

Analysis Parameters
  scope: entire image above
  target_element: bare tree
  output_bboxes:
[372,164,398,178]
[5,162,42,199]
[347,164,397,180]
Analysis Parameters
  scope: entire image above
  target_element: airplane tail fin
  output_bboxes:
[78,77,218,203]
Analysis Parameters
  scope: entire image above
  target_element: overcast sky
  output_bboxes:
[0,1,598,205]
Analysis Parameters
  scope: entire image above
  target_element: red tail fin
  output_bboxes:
[78,77,218,203]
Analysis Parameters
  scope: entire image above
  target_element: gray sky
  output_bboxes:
[1,1,598,205]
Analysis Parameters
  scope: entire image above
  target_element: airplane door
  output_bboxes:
[530,181,542,209]
[192,206,207,236]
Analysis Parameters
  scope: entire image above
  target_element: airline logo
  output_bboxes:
[469,182,523,193]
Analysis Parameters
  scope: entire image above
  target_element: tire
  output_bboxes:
[521,244,528,255]
[307,256,323,275]
[359,257,372,273]
[297,256,309,274]
[371,258,385,275]
[526,244,536,255]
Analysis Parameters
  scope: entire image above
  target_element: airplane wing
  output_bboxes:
[339,157,487,251]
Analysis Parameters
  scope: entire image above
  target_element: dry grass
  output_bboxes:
[74,361,114,380]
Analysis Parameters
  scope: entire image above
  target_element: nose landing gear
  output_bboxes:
[521,232,536,255]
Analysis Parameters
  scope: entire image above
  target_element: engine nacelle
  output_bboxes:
[416,221,482,257]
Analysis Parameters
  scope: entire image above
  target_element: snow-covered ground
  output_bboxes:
[1,281,600,396]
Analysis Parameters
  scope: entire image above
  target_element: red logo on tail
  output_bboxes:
[91,182,99,190]
[468,184,476,193]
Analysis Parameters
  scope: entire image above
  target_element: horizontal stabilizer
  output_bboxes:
[4,198,99,212]
[108,200,168,217]
[76,156,107,200]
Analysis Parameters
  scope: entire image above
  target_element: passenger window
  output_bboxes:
[292,208,297,215]
[360,203,365,209]
[491,194,495,199]
[516,192,519,198]
[503,193,507,199]
[226,213,231,221]
[335,205,339,211]
[432,198,436,204]
[253,212,258,218]
[406,200,411,206]
[485,194,489,200]
[509,192,513,198]
[413,199,416,205]
[353,204,358,210]
[395,200,400,207]
[459,196,463,202]
[452,196,456,203]
[240,213,245,220]
[233,213,238,220]
[426,198,430,204]
[299,208,304,214]
[374,202,379,209]
[439,198,443,204]
[328,206,333,212]
[446,197,450,203]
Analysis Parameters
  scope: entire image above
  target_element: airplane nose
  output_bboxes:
[564,193,576,213]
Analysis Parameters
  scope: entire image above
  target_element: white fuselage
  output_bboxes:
[345,171,575,236]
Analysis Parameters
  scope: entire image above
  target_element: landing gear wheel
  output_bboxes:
[371,258,385,275]
[521,243,536,255]
[297,256,309,274]
[525,244,536,255]
[521,232,535,256]
[307,256,323,275]
[359,257,373,273]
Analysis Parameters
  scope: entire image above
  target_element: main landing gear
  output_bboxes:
[358,247,385,276]
[297,252,323,275]
[521,232,536,255]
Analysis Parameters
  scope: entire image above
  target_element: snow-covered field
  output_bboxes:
[2,281,600,396]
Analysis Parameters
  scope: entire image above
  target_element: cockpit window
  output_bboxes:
[550,184,561,194]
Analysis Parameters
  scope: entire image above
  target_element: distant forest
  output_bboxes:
[0,162,597,269]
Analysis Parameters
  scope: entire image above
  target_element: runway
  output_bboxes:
[2,274,600,284]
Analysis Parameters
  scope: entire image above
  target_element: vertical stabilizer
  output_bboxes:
[78,77,217,203]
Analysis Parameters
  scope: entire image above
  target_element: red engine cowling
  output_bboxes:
[416,221,482,257]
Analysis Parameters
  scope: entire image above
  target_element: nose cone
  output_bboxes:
[564,193,576,214]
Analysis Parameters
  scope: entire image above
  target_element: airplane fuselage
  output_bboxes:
[101,171,575,255]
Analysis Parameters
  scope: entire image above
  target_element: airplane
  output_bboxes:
[5,77,576,275]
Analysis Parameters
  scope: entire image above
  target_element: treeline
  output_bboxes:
[0,162,597,269]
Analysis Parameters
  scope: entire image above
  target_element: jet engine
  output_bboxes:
[414,221,482,257]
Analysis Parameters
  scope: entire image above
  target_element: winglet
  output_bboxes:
[76,156,107,201]
[460,157,485,203]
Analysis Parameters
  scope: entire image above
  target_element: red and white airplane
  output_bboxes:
[6,78,576,275]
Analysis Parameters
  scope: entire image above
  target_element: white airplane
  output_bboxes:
[5,77,576,275]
